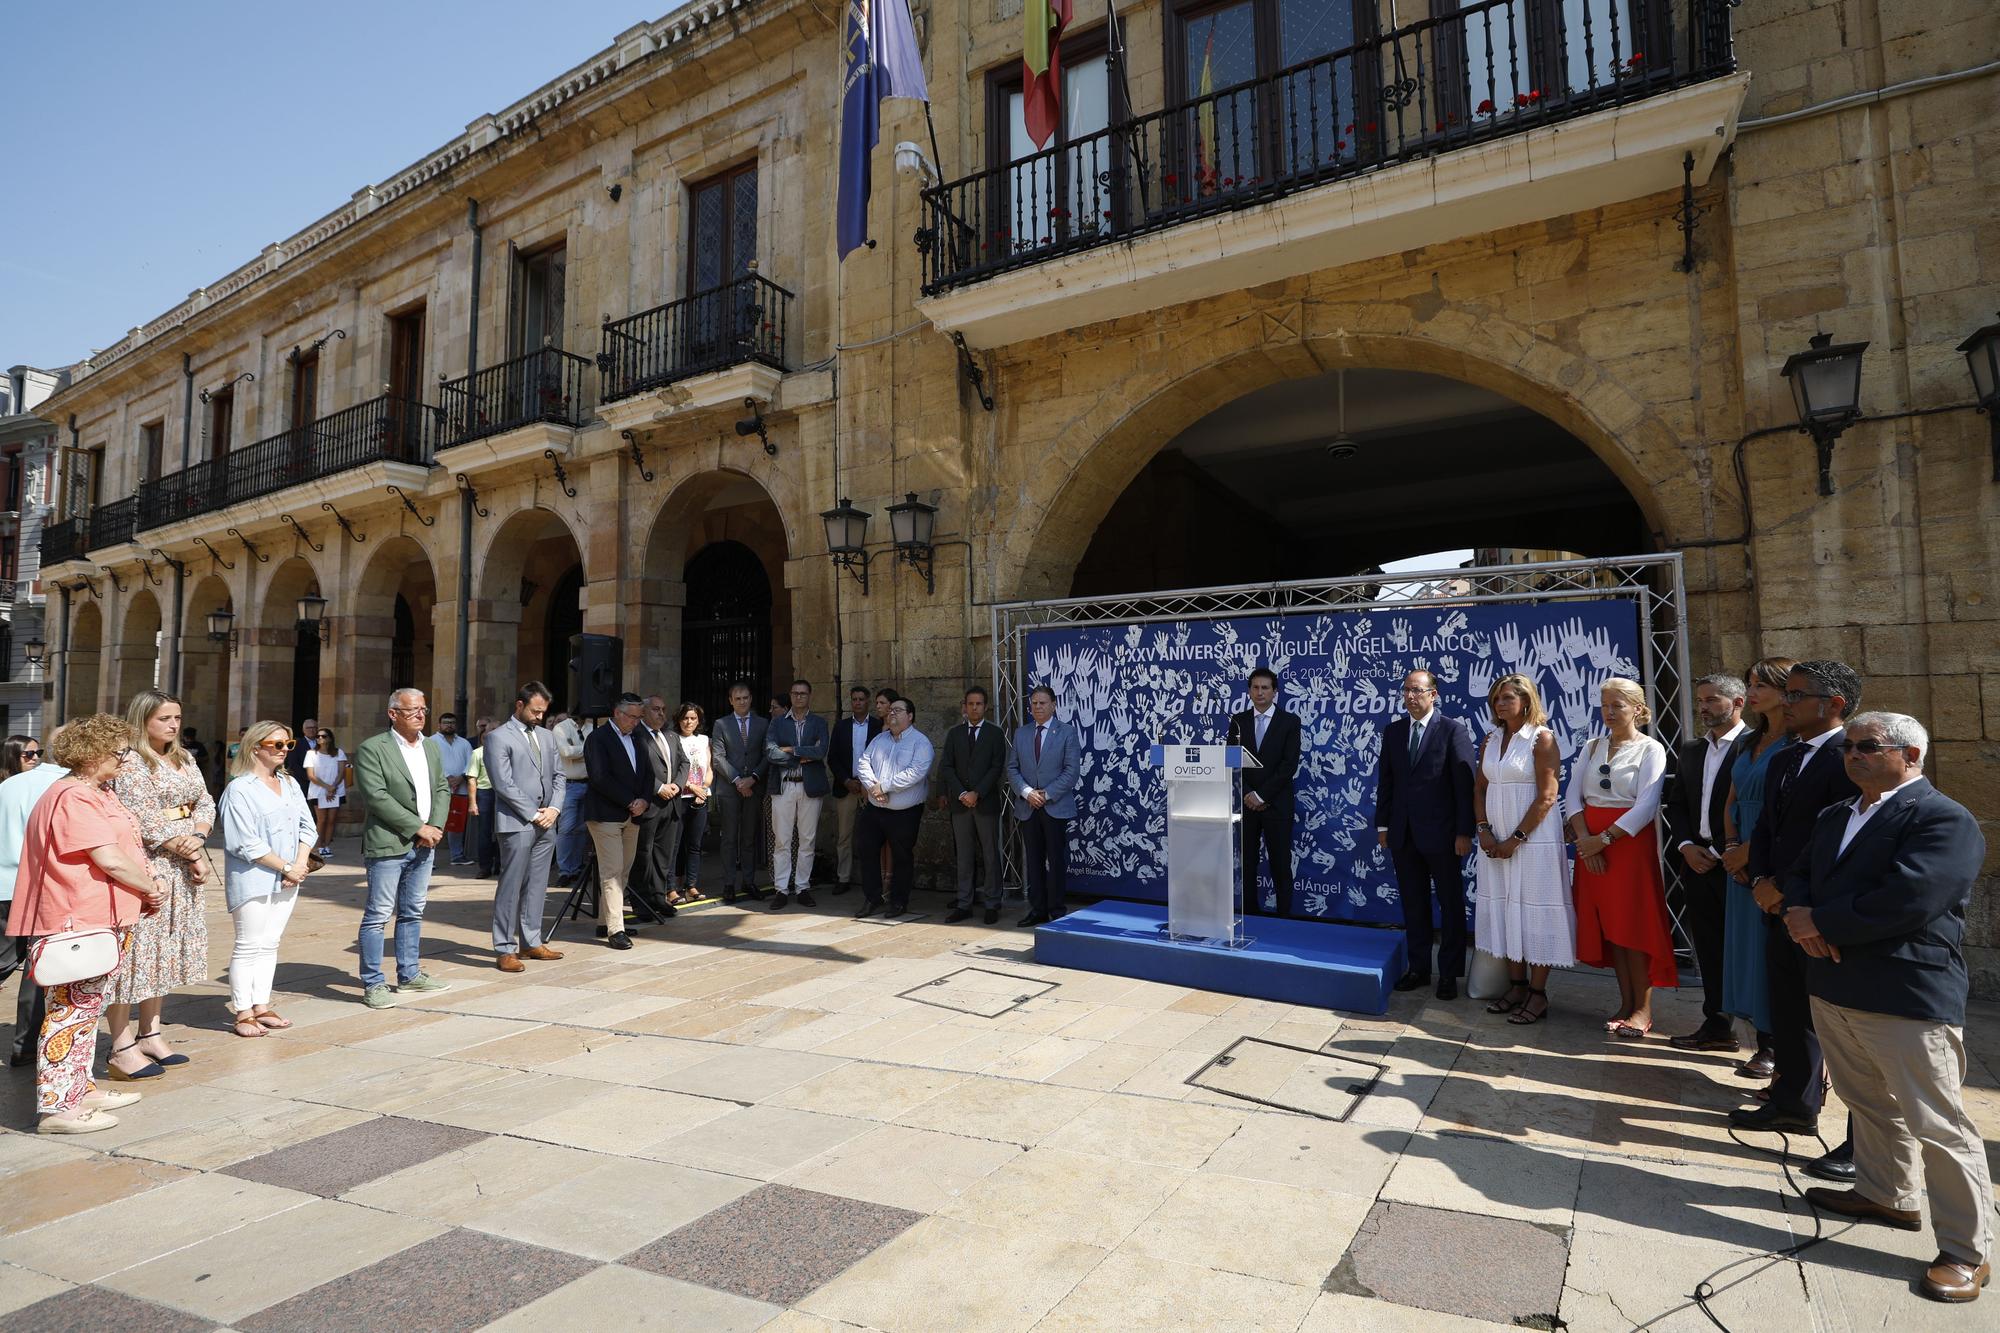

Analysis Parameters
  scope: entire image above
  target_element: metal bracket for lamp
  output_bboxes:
[280,512,324,552]
[198,371,254,403]
[621,430,654,482]
[830,546,881,594]
[951,332,995,412]
[1672,151,1709,274]
[734,399,776,456]
[138,558,163,588]
[387,484,433,527]
[288,328,345,364]
[322,502,365,543]
[456,473,490,518]
[77,577,101,599]
[150,549,186,579]
[105,568,124,593]
[543,449,577,498]
[226,527,267,563]
[194,536,235,570]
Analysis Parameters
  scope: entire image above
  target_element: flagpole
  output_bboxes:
[1105,0,1151,206]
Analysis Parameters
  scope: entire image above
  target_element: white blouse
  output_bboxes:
[1565,733,1667,837]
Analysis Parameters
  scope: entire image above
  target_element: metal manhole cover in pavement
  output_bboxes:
[1186,1036,1384,1121]
[895,967,1059,1017]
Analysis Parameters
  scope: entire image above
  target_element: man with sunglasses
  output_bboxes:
[1734,660,1860,1172]
[353,689,454,1007]
[1779,712,1990,1303]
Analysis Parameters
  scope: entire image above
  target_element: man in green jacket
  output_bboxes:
[354,687,454,1008]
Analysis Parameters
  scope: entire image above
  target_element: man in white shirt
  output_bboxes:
[852,698,934,918]
[1664,673,1749,1052]
[433,712,475,865]
[0,726,66,1065]
[550,711,592,883]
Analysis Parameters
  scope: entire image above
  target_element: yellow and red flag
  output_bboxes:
[1195,21,1218,190]
[1022,0,1073,149]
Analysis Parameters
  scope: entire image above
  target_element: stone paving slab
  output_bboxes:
[1329,1200,1571,1326]
[0,1284,217,1333]
[221,1115,487,1197]
[625,1183,921,1305]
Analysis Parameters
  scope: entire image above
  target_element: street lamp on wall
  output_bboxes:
[887,492,938,594]
[1780,331,1868,496]
[296,592,331,645]
[206,607,239,655]
[22,635,45,670]
[1956,312,2000,481]
[821,497,872,593]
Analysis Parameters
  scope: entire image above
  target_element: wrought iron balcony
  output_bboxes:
[918,0,1734,295]
[87,497,138,552]
[440,346,593,448]
[598,273,792,403]
[41,517,81,567]
[136,394,438,532]
[0,579,17,603]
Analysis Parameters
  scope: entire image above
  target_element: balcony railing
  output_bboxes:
[598,273,792,403]
[918,0,1734,294]
[41,518,81,567]
[87,497,138,551]
[137,394,438,532]
[440,346,593,448]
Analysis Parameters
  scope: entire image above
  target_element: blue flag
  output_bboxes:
[838,0,930,260]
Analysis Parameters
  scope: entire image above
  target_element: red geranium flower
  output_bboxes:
[1477,98,1494,114]
[1628,52,1645,66]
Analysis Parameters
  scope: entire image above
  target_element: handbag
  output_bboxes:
[1466,948,1513,1001]
[30,924,121,987]
[443,792,469,834]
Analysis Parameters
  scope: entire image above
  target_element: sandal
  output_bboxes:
[1486,983,1530,1015]
[106,1043,165,1080]
[136,1032,191,1067]
[253,1009,292,1030]
[1612,1022,1652,1041]
[1508,989,1550,1025]
[232,1014,266,1038]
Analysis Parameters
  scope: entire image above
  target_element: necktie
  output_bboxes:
[1255,710,1268,748]
[1035,725,1044,761]
[1409,719,1423,765]
[969,724,979,745]
[739,715,748,748]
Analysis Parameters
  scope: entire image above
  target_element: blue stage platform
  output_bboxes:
[1033,902,1406,1015]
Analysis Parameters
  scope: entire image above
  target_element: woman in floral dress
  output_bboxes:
[104,690,215,1078]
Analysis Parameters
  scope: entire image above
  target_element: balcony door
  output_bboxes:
[686,164,758,371]
[992,41,1112,256]
[511,243,568,356]
[1441,0,1668,126]
[387,306,426,460]
[208,385,234,463]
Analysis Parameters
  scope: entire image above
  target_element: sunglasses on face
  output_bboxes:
[1834,739,1899,756]
[259,739,298,752]
[21,750,39,759]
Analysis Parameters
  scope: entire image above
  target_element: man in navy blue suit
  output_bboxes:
[1779,711,1991,1303]
[1226,667,1301,918]
[1375,670,1478,999]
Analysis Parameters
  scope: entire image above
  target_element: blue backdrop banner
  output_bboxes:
[1021,599,1645,924]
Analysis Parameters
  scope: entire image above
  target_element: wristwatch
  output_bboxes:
[1510,829,1528,843]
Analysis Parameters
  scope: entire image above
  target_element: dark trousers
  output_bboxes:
[1391,836,1468,979]
[1680,861,1728,1027]
[1241,802,1294,917]
[3,934,45,1064]
[631,810,681,906]
[952,806,1002,909]
[856,803,921,909]
[714,786,762,892]
[1763,916,1826,1116]
[672,800,709,888]
[1021,808,1070,917]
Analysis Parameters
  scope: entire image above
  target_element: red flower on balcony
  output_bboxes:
[1344,122,1355,133]
[1628,52,1645,66]
[1477,98,1494,114]
[1335,139,1347,151]
[1364,121,1378,133]
[1222,177,1235,187]
[1529,89,1542,103]
[1165,172,1179,185]
[1514,92,1530,107]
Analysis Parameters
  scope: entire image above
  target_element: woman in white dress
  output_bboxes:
[1473,672,1573,1025]
[307,729,350,858]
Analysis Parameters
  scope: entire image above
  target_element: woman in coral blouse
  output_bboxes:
[4,713,164,1133]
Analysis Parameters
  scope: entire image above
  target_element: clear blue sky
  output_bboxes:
[2,1,655,370]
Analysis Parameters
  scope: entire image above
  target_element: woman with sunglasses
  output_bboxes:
[3,735,42,778]
[308,728,351,859]
[1473,674,1572,1024]
[1566,677,1676,1039]
[104,690,215,1078]
[5,714,163,1132]
[218,723,320,1038]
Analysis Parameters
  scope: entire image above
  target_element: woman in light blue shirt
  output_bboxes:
[219,721,320,1038]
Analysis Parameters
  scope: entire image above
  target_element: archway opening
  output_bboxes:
[181,576,234,749]
[257,556,323,732]
[67,600,103,719]
[475,508,584,714]
[1069,367,1650,597]
[352,534,440,732]
[115,589,163,708]
[682,540,774,723]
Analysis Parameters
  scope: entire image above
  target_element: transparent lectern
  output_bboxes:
[1147,744,1260,947]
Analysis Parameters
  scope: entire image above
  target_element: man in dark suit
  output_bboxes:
[629,694,688,918]
[1005,685,1080,927]
[582,693,655,949]
[939,685,1008,924]
[827,685,882,896]
[1780,712,1991,1303]
[1733,659,1861,1156]
[710,681,769,905]
[1374,669,1478,999]
[1663,672,1749,1051]
[1225,667,1301,918]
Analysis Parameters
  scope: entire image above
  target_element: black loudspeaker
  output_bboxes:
[568,634,623,716]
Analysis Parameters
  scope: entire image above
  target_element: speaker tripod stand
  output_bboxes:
[549,842,674,941]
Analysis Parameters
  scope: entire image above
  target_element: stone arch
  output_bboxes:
[180,574,236,748]
[114,588,163,710]
[66,599,103,720]
[347,534,441,719]
[252,555,324,732]
[634,470,793,716]
[471,506,587,715]
[998,317,1706,603]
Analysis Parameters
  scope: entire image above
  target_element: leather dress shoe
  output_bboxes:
[855,904,883,919]
[1435,977,1457,1000]
[520,944,564,961]
[1804,1140,1855,1183]
[1922,1255,1991,1303]
[1670,1023,1740,1052]
[1393,970,1430,993]
[831,882,851,896]
[945,907,973,923]
[983,907,1000,925]
[1735,1048,1777,1079]
[595,925,609,938]
[1016,913,1048,928]
[496,953,525,973]
[1804,1187,1922,1231]
[607,931,634,950]
[796,891,817,908]
[1729,1103,1818,1134]
[766,893,790,912]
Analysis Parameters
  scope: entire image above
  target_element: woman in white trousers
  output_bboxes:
[218,721,319,1037]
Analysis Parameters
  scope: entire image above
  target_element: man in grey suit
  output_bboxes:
[487,681,566,971]
[710,680,769,905]
[940,685,1008,924]
[1005,685,1081,927]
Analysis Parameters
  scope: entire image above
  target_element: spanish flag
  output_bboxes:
[1023,0,1073,149]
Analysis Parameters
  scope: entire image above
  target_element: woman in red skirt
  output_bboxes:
[1566,677,1677,1039]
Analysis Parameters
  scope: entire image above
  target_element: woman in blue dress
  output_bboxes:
[1716,656,1795,1080]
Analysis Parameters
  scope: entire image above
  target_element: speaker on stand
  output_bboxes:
[568,633,623,717]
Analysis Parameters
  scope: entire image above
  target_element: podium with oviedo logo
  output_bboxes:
[1147,743,1259,947]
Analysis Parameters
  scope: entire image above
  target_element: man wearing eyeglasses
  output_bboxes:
[1734,659,1860,1170]
[1375,669,1478,999]
[353,689,454,1007]
[1778,712,1990,1303]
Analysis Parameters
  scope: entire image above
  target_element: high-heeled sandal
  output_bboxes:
[106,1042,166,1080]
[1508,989,1551,1025]
[1486,983,1530,1015]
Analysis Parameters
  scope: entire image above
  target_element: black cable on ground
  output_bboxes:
[1687,1128,1836,1331]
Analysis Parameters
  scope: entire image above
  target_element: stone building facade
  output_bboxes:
[25,0,2000,974]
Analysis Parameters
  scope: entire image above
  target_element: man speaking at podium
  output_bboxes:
[1227,668,1301,918]
[1376,669,1478,999]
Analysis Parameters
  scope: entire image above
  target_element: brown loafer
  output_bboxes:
[1922,1255,1991,1302]
[1803,1187,1922,1231]
[496,953,525,973]
[519,944,564,961]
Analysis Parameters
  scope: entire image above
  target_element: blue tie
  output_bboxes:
[1408,720,1422,765]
